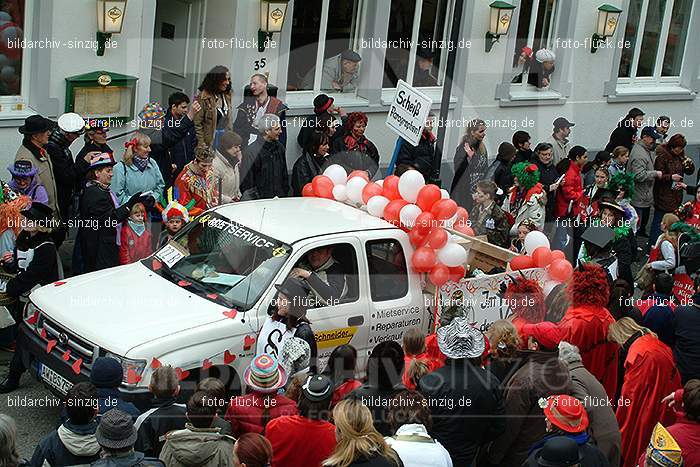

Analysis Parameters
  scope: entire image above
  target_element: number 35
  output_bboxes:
[254,58,267,70]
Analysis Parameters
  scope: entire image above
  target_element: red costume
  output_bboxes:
[506,278,546,348]
[555,161,583,219]
[118,222,153,265]
[558,264,619,399]
[425,333,446,369]
[266,415,336,467]
[173,162,218,212]
[331,379,361,408]
[224,392,298,437]
[616,334,681,467]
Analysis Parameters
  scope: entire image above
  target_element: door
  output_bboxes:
[150,0,203,107]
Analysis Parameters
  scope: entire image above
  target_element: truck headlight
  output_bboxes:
[105,353,147,385]
[24,302,39,328]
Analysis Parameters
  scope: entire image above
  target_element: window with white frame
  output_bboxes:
[286,0,365,94]
[618,0,692,84]
[0,0,25,102]
[382,0,453,88]
[511,0,558,86]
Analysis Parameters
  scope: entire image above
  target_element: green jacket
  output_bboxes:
[159,425,235,467]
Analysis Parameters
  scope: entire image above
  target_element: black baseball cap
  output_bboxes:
[553,117,575,129]
[640,126,662,139]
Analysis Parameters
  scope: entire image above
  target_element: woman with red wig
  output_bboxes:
[557,263,619,400]
[504,276,546,347]
[233,433,273,467]
[330,112,380,177]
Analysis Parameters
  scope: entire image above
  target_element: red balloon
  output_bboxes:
[302,183,315,197]
[411,247,437,273]
[383,175,402,200]
[427,227,448,249]
[348,170,370,182]
[551,250,566,261]
[448,265,466,282]
[453,222,475,236]
[455,207,469,222]
[414,212,436,234]
[408,228,427,247]
[549,258,574,282]
[431,199,458,221]
[510,255,534,271]
[383,199,408,226]
[312,175,334,199]
[429,263,450,287]
[532,246,553,268]
[416,184,442,212]
[361,182,384,204]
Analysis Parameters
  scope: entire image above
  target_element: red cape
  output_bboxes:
[616,334,681,467]
[425,334,446,369]
[558,305,619,399]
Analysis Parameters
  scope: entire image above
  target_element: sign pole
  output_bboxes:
[431,0,465,187]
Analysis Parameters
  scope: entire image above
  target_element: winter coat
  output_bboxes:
[503,184,546,236]
[419,359,505,466]
[110,160,165,205]
[266,415,337,467]
[8,175,48,206]
[629,140,657,208]
[291,152,325,196]
[211,149,241,203]
[642,293,675,346]
[240,137,289,199]
[485,155,514,201]
[91,452,164,467]
[79,183,131,273]
[164,110,197,175]
[450,142,488,212]
[565,360,621,467]
[31,420,101,467]
[224,392,298,437]
[486,350,571,467]
[173,161,218,212]
[159,424,235,467]
[527,61,555,89]
[547,135,570,165]
[653,143,696,212]
[605,122,637,153]
[672,293,700,384]
[395,132,436,180]
[469,201,510,248]
[140,116,196,187]
[60,388,141,424]
[555,161,583,219]
[193,90,233,150]
[330,133,380,178]
[514,148,533,165]
[534,158,560,221]
[3,231,58,299]
[134,398,187,458]
[349,382,406,436]
[385,424,452,467]
[119,221,153,265]
[46,128,90,222]
[15,141,60,221]
[233,95,287,149]
[612,229,635,287]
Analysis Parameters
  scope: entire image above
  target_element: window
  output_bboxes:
[382,0,452,88]
[286,0,365,94]
[618,0,692,83]
[365,240,408,301]
[510,0,558,86]
[0,0,25,100]
[292,243,359,305]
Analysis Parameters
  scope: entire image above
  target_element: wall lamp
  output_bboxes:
[259,0,290,53]
[591,4,622,53]
[485,1,516,53]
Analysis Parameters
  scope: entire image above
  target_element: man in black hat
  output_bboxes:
[296,93,347,150]
[413,47,437,86]
[303,49,362,93]
[548,117,574,165]
[15,114,60,223]
[92,409,165,466]
[525,436,584,467]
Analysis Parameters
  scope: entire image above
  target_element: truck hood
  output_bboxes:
[30,262,227,357]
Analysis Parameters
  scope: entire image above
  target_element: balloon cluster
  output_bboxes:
[302,166,474,287]
[509,230,574,293]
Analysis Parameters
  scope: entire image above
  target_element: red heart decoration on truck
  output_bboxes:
[53,281,66,286]
[177,280,192,287]
[40,328,47,339]
[150,358,162,369]
[152,259,162,271]
[62,350,71,361]
[71,358,83,375]
[202,359,212,370]
[26,311,38,325]
[175,368,190,381]
[223,350,236,364]
[222,309,238,319]
[46,340,57,354]
[243,335,255,351]
[206,293,218,300]
[126,369,142,384]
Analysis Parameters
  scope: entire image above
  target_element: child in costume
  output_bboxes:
[156,187,198,247]
[7,160,49,205]
[503,162,546,237]
[0,183,31,256]
[119,202,153,265]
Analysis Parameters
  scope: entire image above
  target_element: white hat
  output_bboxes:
[535,48,556,63]
[57,112,86,134]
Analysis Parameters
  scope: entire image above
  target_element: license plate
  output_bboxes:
[38,363,73,395]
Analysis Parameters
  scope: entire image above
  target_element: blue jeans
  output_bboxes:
[648,208,667,249]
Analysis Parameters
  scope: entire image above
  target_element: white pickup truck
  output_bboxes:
[19,197,540,407]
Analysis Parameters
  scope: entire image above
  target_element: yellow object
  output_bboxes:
[646,423,683,467]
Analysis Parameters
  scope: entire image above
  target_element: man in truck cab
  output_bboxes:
[289,245,347,306]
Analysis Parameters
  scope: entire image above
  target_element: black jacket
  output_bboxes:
[347,453,404,467]
[527,61,555,88]
[534,158,560,221]
[134,398,187,457]
[486,155,514,202]
[4,231,58,299]
[291,153,324,196]
[450,144,489,212]
[46,129,91,222]
[140,117,195,187]
[612,230,635,286]
[418,359,505,466]
[605,123,637,152]
[79,182,131,272]
[164,110,197,177]
[330,134,380,178]
[673,293,700,384]
[395,133,435,179]
[240,138,289,199]
[31,420,101,467]
[513,148,533,165]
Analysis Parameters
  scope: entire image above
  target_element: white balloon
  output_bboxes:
[399,203,422,229]
[398,170,425,203]
[323,164,348,186]
[437,243,467,267]
[345,177,368,204]
[543,280,560,297]
[332,184,348,202]
[440,189,450,199]
[366,195,390,217]
[524,231,550,256]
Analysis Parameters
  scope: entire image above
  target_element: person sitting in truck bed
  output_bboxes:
[289,245,347,306]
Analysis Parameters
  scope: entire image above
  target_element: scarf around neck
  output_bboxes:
[128,219,146,236]
[133,156,150,172]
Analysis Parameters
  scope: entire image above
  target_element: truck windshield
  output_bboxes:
[150,213,291,311]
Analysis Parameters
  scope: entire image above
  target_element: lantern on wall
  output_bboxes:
[96,0,128,56]
[485,1,516,53]
[259,0,290,52]
[591,4,623,53]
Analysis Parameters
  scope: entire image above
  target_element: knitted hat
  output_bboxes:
[244,354,288,394]
[96,409,137,449]
[90,357,124,388]
[511,162,540,191]
[541,395,589,433]
[535,48,556,63]
[138,102,165,123]
[646,423,683,467]
[522,322,563,350]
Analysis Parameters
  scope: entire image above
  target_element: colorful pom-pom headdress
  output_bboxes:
[511,162,540,191]
[607,172,635,199]
[0,182,31,237]
[157,187,200,223]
